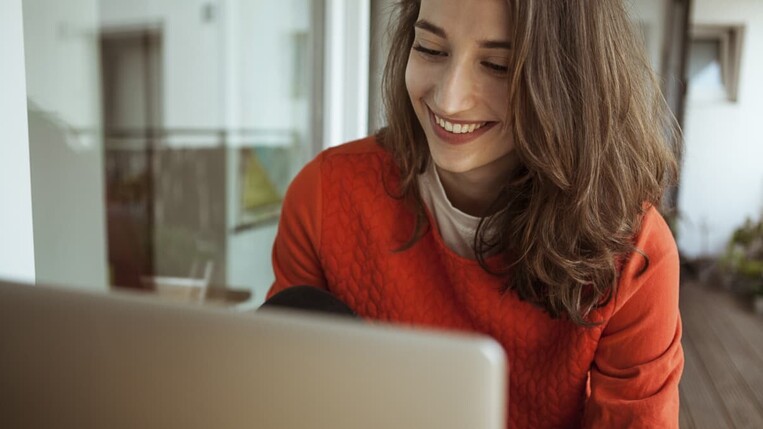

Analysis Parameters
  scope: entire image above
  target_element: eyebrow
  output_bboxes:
[414,20,512,50]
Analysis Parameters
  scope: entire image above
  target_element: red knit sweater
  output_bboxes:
[268,137,683,429]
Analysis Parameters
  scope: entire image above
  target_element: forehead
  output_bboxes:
[417,0,511,40]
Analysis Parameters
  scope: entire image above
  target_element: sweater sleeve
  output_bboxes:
[583,208,684,428]
[267,153,327,299]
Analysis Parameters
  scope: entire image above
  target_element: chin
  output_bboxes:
[430,155,480,175]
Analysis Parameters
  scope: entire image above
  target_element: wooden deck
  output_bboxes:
[679,281,763,429]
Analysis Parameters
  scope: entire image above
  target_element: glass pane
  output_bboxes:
[687,39,727,99]
[23,0,318,307]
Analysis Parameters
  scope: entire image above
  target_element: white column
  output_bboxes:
[0,0,36,284]
[324,0,370,148]
[24,0,108,290]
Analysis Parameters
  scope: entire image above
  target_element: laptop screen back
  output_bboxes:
[0,280,507,429]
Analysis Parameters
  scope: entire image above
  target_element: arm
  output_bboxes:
[267,153,327,299]
[583,209,684,428]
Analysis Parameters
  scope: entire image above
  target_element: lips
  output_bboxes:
[433,113,488,134]
[427,106,497,145]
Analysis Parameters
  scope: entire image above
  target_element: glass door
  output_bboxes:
[19,0,323,306]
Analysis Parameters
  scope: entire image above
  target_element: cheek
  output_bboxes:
[404,60,417,100]
[485,82,511,115]
[405,56,428,102]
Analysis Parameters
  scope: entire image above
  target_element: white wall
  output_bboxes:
[628,0,668,72]
[233,0,306,132]
[0,0,36,284]
[677,0,763,258]
[100,0,310,137]
[23,0,109,290]
[99,0,314,149]
[100,0,224,132]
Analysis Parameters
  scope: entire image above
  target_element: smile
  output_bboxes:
[433,113,487,134]
[427,106,497,145]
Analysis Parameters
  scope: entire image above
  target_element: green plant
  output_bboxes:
[720,216,763,296]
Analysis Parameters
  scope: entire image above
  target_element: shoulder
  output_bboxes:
[323,135,386,157]
[586,206,683,426]
[613,206,680,313]
[288,136,387,191]
[319,135,390,169]
[285,135,394,210]
[634,206,678,259]
[302,136,396,197]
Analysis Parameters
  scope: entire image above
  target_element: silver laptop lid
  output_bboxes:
[0,280,507,429]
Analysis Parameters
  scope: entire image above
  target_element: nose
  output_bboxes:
[433,60,477,115]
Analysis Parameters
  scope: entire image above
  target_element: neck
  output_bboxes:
[435,153,518,217]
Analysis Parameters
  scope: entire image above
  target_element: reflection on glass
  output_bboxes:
[23,0,317,307]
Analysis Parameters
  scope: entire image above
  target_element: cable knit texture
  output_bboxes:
[269,136,683,429]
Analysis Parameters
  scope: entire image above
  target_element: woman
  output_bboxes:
[268,0,683,427]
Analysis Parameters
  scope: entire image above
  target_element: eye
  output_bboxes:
[481,61,509,75]
[412,44,447,58]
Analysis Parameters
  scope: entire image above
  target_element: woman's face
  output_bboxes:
[405,0,514,177]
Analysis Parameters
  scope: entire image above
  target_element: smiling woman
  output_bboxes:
[268,0,683,428]
[404,0,516,216]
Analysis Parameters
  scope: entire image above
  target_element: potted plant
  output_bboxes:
[720,216,763,313]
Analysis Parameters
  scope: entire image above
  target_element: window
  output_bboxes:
[19,0,324,305]
[688,24,745,102]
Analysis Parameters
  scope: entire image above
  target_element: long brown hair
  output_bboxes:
[378,0,680,326]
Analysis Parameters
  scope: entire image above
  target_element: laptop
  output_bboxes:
[0,280,507,429]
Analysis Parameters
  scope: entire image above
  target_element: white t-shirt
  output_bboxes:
[417,161,483,259]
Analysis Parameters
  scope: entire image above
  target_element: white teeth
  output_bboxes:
[434,114,486,134]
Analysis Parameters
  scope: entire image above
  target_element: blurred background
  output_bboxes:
[0,0,761,427]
